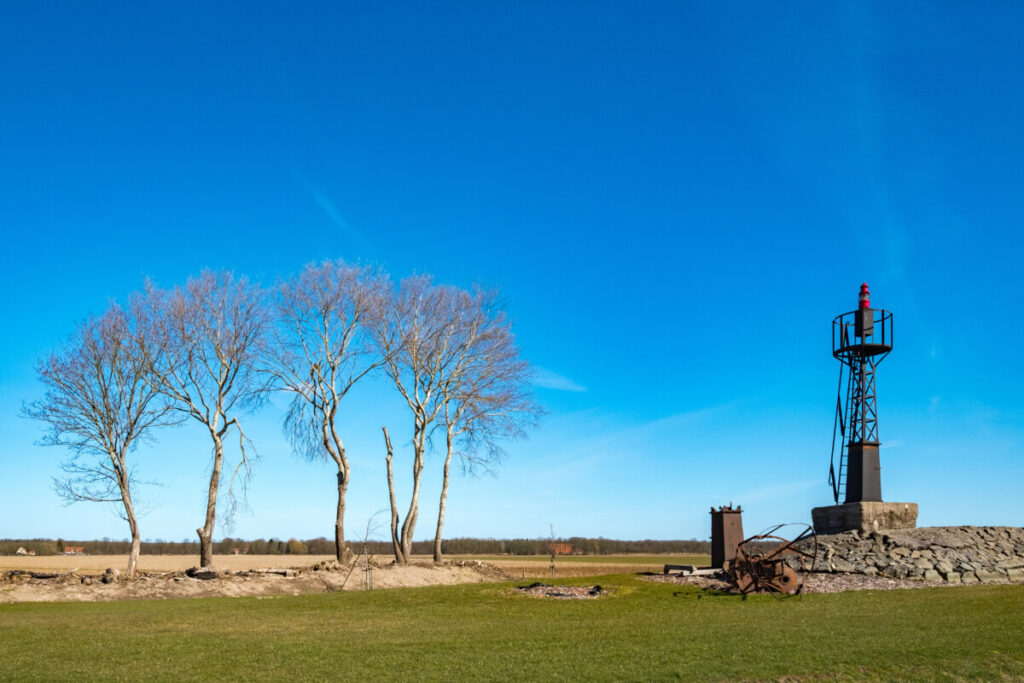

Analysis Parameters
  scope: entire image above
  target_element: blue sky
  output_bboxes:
[2,2,1022,545]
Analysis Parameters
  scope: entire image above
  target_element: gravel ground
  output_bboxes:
[514,582,608,599]
[642,570,980,594]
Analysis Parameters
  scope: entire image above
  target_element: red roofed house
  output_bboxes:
[547,542,578,556]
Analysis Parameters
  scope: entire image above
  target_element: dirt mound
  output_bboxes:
[0,559,511,604]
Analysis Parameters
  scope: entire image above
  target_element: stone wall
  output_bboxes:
[792,526,1024,584]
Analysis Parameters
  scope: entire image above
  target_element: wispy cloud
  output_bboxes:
[296,182,368,248]
[710,479,820,506]
[548,402,742,465]
[311,191,356,234]
[627,402,744,435]
[533,368,586,393]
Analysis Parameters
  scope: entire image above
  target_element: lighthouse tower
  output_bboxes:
[812,284,918,535]
[831,283,891,503]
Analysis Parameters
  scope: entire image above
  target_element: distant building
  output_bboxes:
[15,547,36,556]
[547,542,579,556]
[232,547,249,555]
[62,546,85,555]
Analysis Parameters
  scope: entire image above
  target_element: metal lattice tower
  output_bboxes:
[828,284,893,504]
[848,355,878,443]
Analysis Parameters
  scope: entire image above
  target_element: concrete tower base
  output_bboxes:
[812,502,918,535]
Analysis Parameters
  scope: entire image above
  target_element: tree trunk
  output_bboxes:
[334,464,348,562]
[128,533,141,580]
[327,412,350,562]
[401,493,418,562]
[199,432,224,568]
[399,425,425,564]
[197,529,213,567]
[122,483,141,579]
[382,427,405,564]
[433,431,454,564]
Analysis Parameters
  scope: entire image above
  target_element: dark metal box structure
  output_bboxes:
[710,505,744,569]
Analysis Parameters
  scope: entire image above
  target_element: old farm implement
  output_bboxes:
[727,524,817,595]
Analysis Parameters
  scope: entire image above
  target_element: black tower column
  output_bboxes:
[845,443,881,502]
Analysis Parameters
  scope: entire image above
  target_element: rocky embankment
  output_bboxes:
[794,526,1024,584]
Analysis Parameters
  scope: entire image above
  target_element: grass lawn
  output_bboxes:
[1,575,1022,681]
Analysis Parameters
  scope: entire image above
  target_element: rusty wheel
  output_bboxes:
[766,564,799,594]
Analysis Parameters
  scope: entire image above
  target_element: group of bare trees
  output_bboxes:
[23,261,540,577]
[375,278,536,564]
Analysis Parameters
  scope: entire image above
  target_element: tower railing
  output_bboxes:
[832,308,893,362]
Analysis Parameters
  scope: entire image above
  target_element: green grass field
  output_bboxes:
[2,575,1022,681]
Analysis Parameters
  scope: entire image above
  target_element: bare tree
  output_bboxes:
[340,509,387,590]
[548,524,557,579]
[140,271,268,568]
[373,276,469,564]
[374,277,541,564]
[22,304,178,578]
[265,260,388,562]
[431,289,540,563]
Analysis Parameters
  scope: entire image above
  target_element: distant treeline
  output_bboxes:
[0,537,710,557]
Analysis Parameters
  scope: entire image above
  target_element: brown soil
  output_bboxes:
[0,557,510,604]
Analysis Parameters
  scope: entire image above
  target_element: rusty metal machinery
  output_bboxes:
[727,524,817,595]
